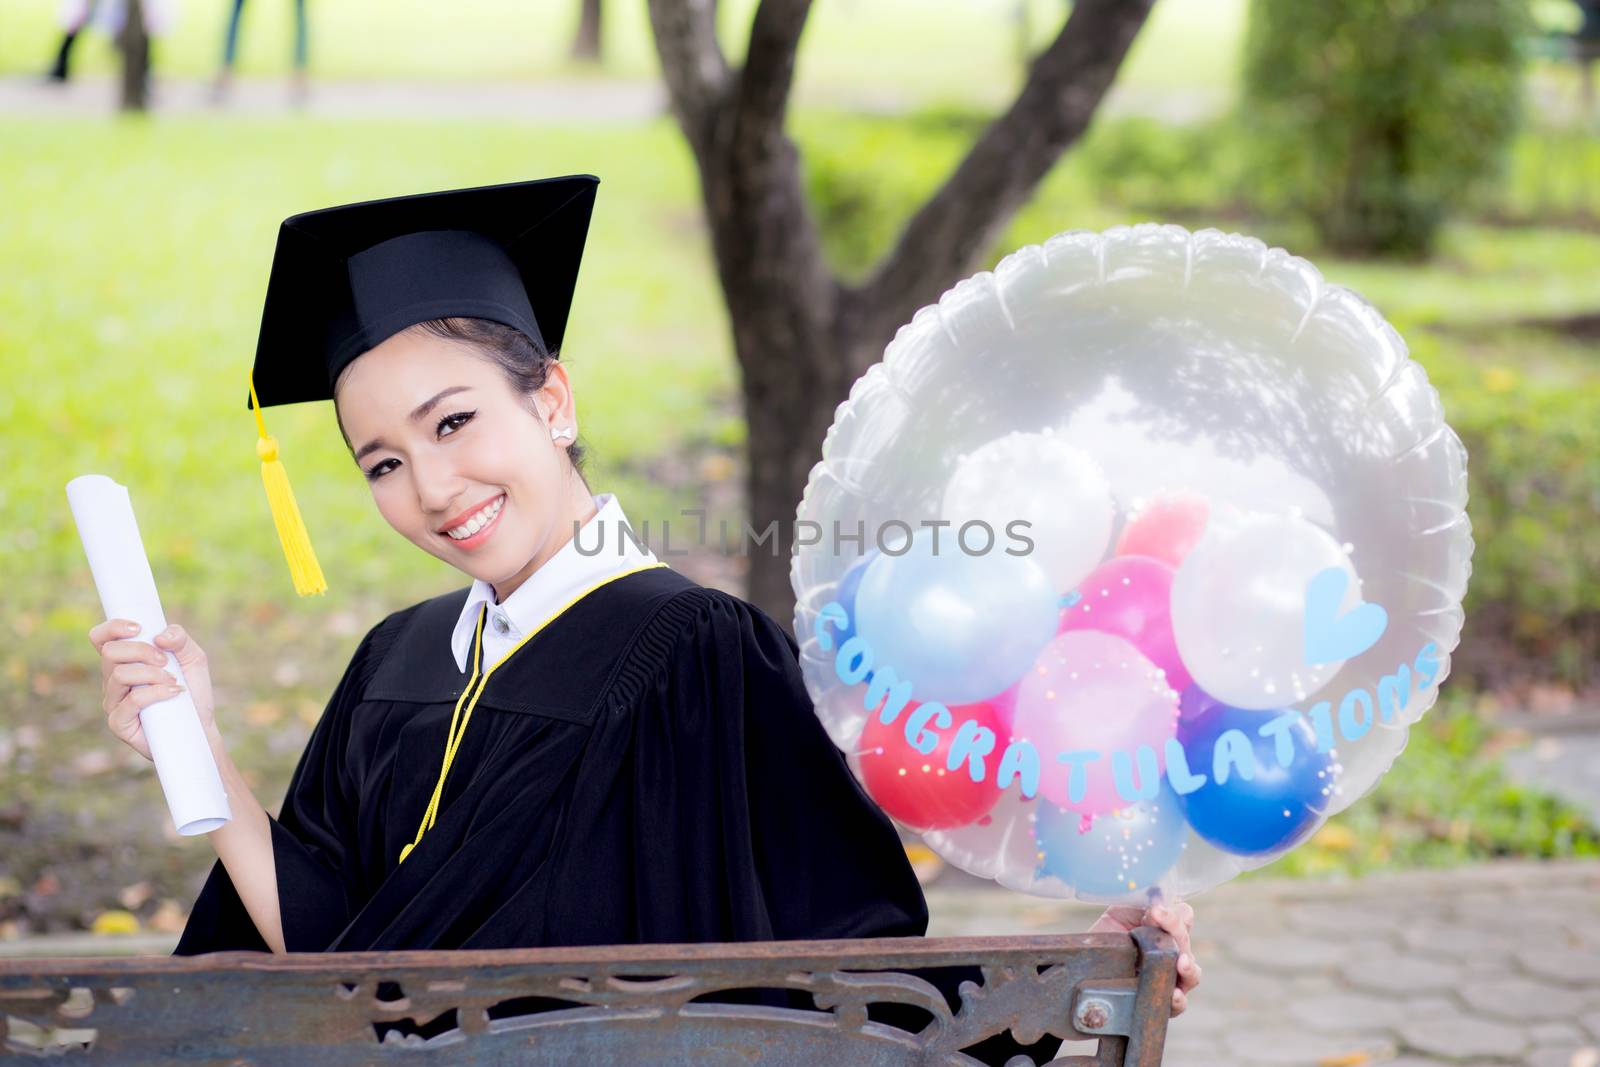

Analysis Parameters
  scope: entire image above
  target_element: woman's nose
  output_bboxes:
[410,454,467,517]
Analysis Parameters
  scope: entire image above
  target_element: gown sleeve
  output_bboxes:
[172,613,401,955]
[601,590,1062,1065]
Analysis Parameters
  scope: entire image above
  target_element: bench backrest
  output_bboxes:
[1,930,1176,1065]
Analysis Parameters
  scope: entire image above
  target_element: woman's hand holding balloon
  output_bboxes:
[1088,900,1199,1018]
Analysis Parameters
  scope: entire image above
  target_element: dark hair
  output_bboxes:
[334,316,588,479]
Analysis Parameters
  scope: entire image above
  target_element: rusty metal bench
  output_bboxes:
[1,930,1177,1065]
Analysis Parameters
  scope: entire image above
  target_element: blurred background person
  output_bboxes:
[212,0,309,105]
[44,0,103,83]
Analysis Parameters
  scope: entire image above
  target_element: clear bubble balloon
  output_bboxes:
[792,225,1472,903]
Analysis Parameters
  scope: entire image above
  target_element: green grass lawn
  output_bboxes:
[0,113,731,640]
[2,105,1597,936]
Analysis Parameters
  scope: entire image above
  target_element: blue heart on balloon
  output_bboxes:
[1302,566,1387,666]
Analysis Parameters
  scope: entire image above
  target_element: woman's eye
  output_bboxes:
[438,411,474,436]
[364,412,476,481]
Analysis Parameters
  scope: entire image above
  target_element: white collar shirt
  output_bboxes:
[448,492,659,674]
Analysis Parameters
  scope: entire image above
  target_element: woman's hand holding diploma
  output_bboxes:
[93,619,214,760]
[90,617,287,953]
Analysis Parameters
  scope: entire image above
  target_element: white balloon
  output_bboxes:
[940,430,1113,593]
[1171,511,1358,709]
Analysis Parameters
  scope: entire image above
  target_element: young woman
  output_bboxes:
[89,176,1199,1060]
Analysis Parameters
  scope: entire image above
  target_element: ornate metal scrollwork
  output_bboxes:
[2,931,1177,1065]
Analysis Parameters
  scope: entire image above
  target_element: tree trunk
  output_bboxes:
[117,0,150,112]
[570,0,603,62]
[647,0,1156,630]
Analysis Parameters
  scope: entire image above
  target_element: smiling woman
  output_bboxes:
[76,175,1125,1063]
[81,175,1158,1062]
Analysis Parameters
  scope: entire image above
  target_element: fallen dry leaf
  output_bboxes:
[699,454,736,482]
[91,910,140,935]
[245,701,284,727]
[247,600,284,626]
[1311,823,1357,852]
[1317,1052,1371,1067]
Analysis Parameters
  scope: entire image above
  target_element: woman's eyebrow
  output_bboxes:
[353,386,473,462]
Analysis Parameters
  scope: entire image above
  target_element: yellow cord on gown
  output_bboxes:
[397,561,668,865]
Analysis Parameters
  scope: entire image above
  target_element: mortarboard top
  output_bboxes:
[247,174,599,410]
[243,175,600,598]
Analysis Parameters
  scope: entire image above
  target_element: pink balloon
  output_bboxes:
[1116,492,1210,567]
[1011,631,1181,816]
[1060,555,1192,693]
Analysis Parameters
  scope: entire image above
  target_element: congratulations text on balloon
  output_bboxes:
[815,600,1441,805]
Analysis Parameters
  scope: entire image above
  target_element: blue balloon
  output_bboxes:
[1035,786,1187,899]
[831,550,877,650]
[1174,689,1335,857]
[827,550,880,691]
[853,527,1058,705]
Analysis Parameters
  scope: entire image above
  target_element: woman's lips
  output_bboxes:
[443,495,505,550]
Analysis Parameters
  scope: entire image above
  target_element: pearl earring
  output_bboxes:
[551,426,574,442]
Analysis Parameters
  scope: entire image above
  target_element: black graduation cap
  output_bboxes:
[247,174,599,410]
[243,175,600,598]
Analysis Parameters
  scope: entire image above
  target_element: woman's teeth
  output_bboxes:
[446,495,505,539]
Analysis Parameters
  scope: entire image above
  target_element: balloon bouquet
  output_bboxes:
[792,225,1473,904]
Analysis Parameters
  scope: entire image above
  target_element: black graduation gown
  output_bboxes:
[173,566,1060,1063]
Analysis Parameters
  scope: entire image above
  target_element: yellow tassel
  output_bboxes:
[250,373,327,597]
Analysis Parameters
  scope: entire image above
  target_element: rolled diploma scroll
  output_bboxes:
[66,475,231,835]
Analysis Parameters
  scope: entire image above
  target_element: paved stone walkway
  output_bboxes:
[927,858,1600,1067]
[1502,726,1600,828]
[0,72,1229,123]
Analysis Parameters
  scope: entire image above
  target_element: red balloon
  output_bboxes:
[856,699,1005,830]
[1116,492,1210,567]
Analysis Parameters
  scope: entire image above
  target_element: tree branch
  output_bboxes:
[711,0,830,313]
[646,0,733,162]
[732,0,812,156]
[845,0,1157,370]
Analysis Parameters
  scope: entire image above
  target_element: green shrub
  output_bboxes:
[1409,326,1600,685]
[1074,117,1256,220]
[1239,0,1530,256]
